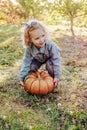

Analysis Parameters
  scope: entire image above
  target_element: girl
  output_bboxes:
[20,20,62,88]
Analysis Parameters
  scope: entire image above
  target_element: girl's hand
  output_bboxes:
[20,81,25,87]
[53,77,59,87]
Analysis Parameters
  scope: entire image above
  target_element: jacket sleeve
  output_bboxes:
[50,42,62,78]
[20,47,31,81]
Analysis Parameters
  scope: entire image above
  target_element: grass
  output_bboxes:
[0,25,87,130]
[0,25,23,67]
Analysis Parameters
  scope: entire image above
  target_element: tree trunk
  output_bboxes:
[70,17,75,37]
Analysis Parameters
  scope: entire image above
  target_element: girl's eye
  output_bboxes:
[35,37,39,40]
[42,34,45,37]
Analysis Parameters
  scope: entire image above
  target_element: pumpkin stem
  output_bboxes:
[37,72,41,79]
[38,75,41,79]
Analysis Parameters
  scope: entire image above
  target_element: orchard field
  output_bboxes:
[0,25,87,130]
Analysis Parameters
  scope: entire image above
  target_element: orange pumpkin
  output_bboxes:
[24,71,55,95]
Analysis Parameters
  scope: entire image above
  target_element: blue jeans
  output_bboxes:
[30,58,54,78]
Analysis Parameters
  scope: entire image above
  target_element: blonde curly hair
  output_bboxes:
[22,20,49,46]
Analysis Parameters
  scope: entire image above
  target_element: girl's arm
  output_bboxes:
[50,41,62,79]
[20,47,31,82]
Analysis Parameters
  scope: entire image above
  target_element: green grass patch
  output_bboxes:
[0,25,24,66]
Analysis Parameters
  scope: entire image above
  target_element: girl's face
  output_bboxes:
[30,28,46,48]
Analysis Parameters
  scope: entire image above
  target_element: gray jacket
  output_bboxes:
[20,39,62,81]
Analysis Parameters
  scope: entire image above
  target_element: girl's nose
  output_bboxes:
[40,38,44,42]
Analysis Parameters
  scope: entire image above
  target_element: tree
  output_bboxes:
[16,0,47,20]
[55,0,83,36]
[0,0,24,25]
[82,0,87,27]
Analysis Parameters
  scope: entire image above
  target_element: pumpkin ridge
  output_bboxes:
[38,79,41,95]
[36,76,41,95]
[30,79,37,93]
[45,78,54,93]
[25,78,34,92]
[37,72,42,94]
[39,79,48,95]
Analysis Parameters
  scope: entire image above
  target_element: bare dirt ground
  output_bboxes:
[55,26,87,111]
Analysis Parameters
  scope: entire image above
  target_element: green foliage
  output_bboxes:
[17,0,47,20]
[47,106,87,130]
[57,0,83,17]
[0,25,23,66]
[0,0,24,25]
[0,0,87,27]
[54,0,84,36]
